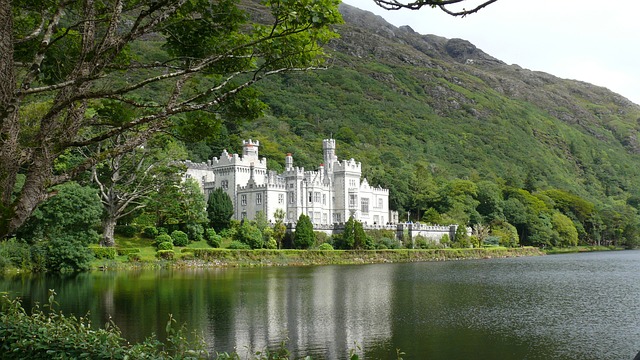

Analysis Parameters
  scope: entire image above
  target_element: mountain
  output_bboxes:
[191,4,640,216]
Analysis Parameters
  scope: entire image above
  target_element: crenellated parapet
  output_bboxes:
[184,160,210,170]
[210,148,267,168]
[334,158,361,173]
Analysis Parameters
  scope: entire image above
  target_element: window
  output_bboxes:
[221,180,229,190]
[361,198,369,214]
[241,195,247,206]
[378,198,383,209]
[349,194,357,208]
[314,192,321,203]
[288,191,294,204]
[334,213,341,223]
[374,215,379,224]
[241,211,247,219]
[278,194,284,204]
[323,194,326,205]
[256,193,262,205]
[323,213,328,224]
[308,191,312,203]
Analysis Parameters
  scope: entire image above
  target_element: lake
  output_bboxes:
[2,251,640,359]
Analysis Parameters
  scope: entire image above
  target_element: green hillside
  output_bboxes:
[185,4,640,247]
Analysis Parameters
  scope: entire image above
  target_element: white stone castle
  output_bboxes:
[185,139,396,225]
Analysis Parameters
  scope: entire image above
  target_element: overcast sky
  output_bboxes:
[343,0,640,105]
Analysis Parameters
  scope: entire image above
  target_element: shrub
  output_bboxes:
[46,236,94,273]
[265,237,278,249]
[116,248,140,256]
[157,242,174,251]
[171,230,189,247]
[318,243,334,250]
[90,246,117,259]
[142,226,159,239]
[205,228,222,248]
[0,238,31,270]
[156,250,175,260]
[155,234,172,248]
[185,224,205,242]
[233,222,263,249]
[127,253,141,262]
[227,241,251,250]
[115,225,137,238]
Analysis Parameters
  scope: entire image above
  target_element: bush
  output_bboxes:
[116,248,140,256]
[233,222,263,249]
[127,253,141,262]
[318,243,334,250]
[115,225,137,238]
[90,246,117,259]
[155,234,172,248]
[227,241,251,250]
[205,228,222,248]
[156,250,175,260]
[185,224,204,242]
[141,226,159,239]
[0,238,31,270]
[171,230,189,247]
[157,242,174,251]
[46,236,94,273]
[157,227,168,235]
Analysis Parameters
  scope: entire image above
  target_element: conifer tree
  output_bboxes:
[206,188,234,232]
[294,214,315,249]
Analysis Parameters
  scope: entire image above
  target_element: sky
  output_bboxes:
[342,0,640,105]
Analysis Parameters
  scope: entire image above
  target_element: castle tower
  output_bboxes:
[323,139,338,174]
[242,139,259,159]
[285,153,293,171]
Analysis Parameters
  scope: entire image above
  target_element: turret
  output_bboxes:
[242,139,259,159]
[322,139,337,174]
[285,153,293,170]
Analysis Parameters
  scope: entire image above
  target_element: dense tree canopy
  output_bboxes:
[0,0,342,239]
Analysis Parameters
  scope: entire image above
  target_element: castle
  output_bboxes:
[185,139,396,225]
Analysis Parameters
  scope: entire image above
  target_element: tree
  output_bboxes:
[374,0,499,16]
[147,178,207,231]
[0,0,342,239]
[234,221,263,249]
[206,188,234,232]
[273,209,286,249]
[91,134,186,247]
[294,214,314,249]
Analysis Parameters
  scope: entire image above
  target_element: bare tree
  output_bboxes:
[374,0,499,16]
[0,0,342,238]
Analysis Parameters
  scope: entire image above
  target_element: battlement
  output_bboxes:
[334,158,361,173]
[210,148,267,168]
[184,160,210,170]
[237,182,286,191]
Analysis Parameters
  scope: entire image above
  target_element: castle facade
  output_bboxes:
[185,139,394,225]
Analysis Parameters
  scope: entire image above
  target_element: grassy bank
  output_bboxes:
[93,244,544,270]
[544,245,623,255]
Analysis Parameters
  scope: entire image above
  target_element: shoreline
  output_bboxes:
[95,247,545,270]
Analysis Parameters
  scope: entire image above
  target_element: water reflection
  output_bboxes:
[3,252,640,359]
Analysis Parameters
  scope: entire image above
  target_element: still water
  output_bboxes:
[2,251,640,359]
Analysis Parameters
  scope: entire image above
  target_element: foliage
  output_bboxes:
[184,223,205,243]
[205,229,222,248]
[90,246,117,260]
[45,237,94,273]
[16,182,102,245]
[318,243,334,250]
[0,0,343,238]
[170,230,189,247]
[156,250,175,260]
[116,248,140,256]
[273,209,287,249]
[158,242,175,251]
[142,226,159,239]
[234,222,264,249]
[206,188,235,232]
[115,225,137,238]
[227,241,252,250]
[294,214,315,249]
[0,238,31,271]
[155,234,173,248]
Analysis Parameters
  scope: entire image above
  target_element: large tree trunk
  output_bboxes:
[101,217,116,247]
[0,0,19,237]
